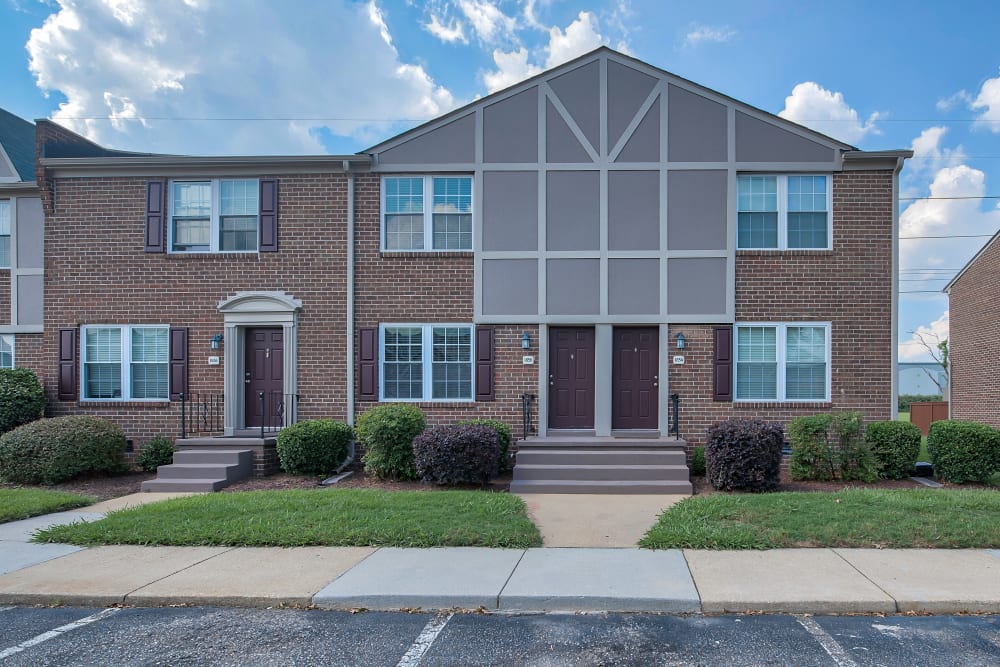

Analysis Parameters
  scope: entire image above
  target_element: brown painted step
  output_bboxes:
[513,463,690,482]
[509,479,693,494]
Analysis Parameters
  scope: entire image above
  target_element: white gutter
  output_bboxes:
[891,155,905,420]
[336,161,357,475]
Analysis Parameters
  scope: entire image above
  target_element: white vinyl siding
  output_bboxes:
[382,176,473,251]
[0,334,12,369]
[170,179,258,253]
[738,175,831,250]
[82,325,169,401]
[380,324,474,401]
[735,323,830,402]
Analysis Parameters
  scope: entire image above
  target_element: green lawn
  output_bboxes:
[640,489,1000,550]
[0,489,96,524]
[34,489,543,548]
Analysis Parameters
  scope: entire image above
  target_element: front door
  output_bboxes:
[548,327,595,429]
[612,327,659,430]
[245,328,284,428]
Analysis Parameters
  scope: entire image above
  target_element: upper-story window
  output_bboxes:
[382,176,473,251]
[737,175,830,250]
[0,199,10,268]
[170,179,259,253]
[82,325,169,401]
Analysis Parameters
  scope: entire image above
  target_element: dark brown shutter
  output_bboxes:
[144,179,166,253]
[475,326,495,401]
[359,327,378,400]
[712,326,733,402]
[58,328,77,401]
[259,178,278,252]
[169,328,188,401]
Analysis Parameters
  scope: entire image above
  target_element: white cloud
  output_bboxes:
[27,0,456,154]
[778,82,881,145]
[899,311,949,362]
[970,67,1000,132]
[936,89,972,112]
[457,0,517,44]
[424,13,467,44]
[683,24,735,47]
[545,11,603,68]
[483,47,541,93]
[907,126,967,178]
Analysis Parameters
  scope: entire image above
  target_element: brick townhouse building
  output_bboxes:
[19,48,910,488]
[945,230,1000,428]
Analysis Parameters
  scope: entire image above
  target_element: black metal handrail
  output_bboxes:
[670,392,680,440]
[179,392,224,439]
[520,393,537,441]
[256,391,300,438]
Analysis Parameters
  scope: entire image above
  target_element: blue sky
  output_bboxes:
[3,0,1000,363]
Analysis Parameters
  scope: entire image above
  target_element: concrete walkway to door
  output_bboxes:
[516,494,688,547]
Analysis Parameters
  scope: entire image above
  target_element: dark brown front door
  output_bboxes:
[245,328,283,428]
[548,327,595,429]
[612,327,659,430]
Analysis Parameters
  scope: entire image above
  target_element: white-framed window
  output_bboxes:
[81,325,169,401]
[0,334,12,369]
[380,324,474,401]
[737,175,831,250]
[381,175,473,251]
[735,322,830,402]
[0,199,10,268]
[169,179,259,253]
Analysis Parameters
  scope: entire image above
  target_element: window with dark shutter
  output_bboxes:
[145,179,166,253]
[169,328,188,401]
[359,327,378,400]
[475,326,495,401]
[259,178,278,252]
[713,326,733,402]
[58,328,78,401]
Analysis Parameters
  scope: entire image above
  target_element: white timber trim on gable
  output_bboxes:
[0,145,20,183]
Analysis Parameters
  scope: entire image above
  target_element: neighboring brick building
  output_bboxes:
[945,230,1000,428]
[23,48,909,466]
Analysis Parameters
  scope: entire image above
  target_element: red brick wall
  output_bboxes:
[949,236,1000,427]
[669,171,895,446]
[40,173,349,448]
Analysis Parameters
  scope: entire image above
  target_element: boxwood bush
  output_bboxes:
[0,368,45,435]
[788,412,876,482]
[136,436,176,473]
[705,418,783,492]
[689,445,706,477]
[458,418,512,471]
[356,404,425,480]
[277,419,352,475]
[928,420,1000,484]
[865,420,921,479]
[0,416,127,485]
[413,424,499,485]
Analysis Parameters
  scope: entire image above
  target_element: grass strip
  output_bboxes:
[34,488,543,548]
[0,489,97,524]
[640,488,1000,550]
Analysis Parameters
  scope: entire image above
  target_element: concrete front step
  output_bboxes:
[509,479,693,494]
[172,449,254,465]
[513,463,690,482]
[140,478,229,492]
[141,449,254,493]
[517,449,687,466]
[153,463,249,482]
[519,436,687,450]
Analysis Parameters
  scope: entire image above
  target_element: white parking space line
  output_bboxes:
[0,607,122,660]
[0,607,13,612]
[396,613,453,667]
[796,615,858,667]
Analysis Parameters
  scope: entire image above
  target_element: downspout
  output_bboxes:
[337,160,357,473]
[890,155,904,420]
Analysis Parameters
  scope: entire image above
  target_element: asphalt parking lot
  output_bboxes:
[1,606,999,666]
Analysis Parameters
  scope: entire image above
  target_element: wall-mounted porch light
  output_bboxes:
[210,334,224,350]
[675,332,686,350]
[521,332,531,350]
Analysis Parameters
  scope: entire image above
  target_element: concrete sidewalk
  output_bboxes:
[2,503,1000,614]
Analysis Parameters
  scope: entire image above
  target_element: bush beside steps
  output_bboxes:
[0,416,128,485]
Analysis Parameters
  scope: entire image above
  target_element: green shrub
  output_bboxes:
[788,412,876,482]
[0,416,127,485]
[898,393,944,412]
[414,424,499,485]
[690,445,706,477]
[458,418,513,471]
[136,436,175,473]
[866,421,921,479]
[927,420,1000,484]
[277,419,352,476]
[356,404,425,480]
[0,368,45,435]
[705,418,783,492]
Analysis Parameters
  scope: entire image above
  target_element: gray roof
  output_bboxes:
[0,108,36,181]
